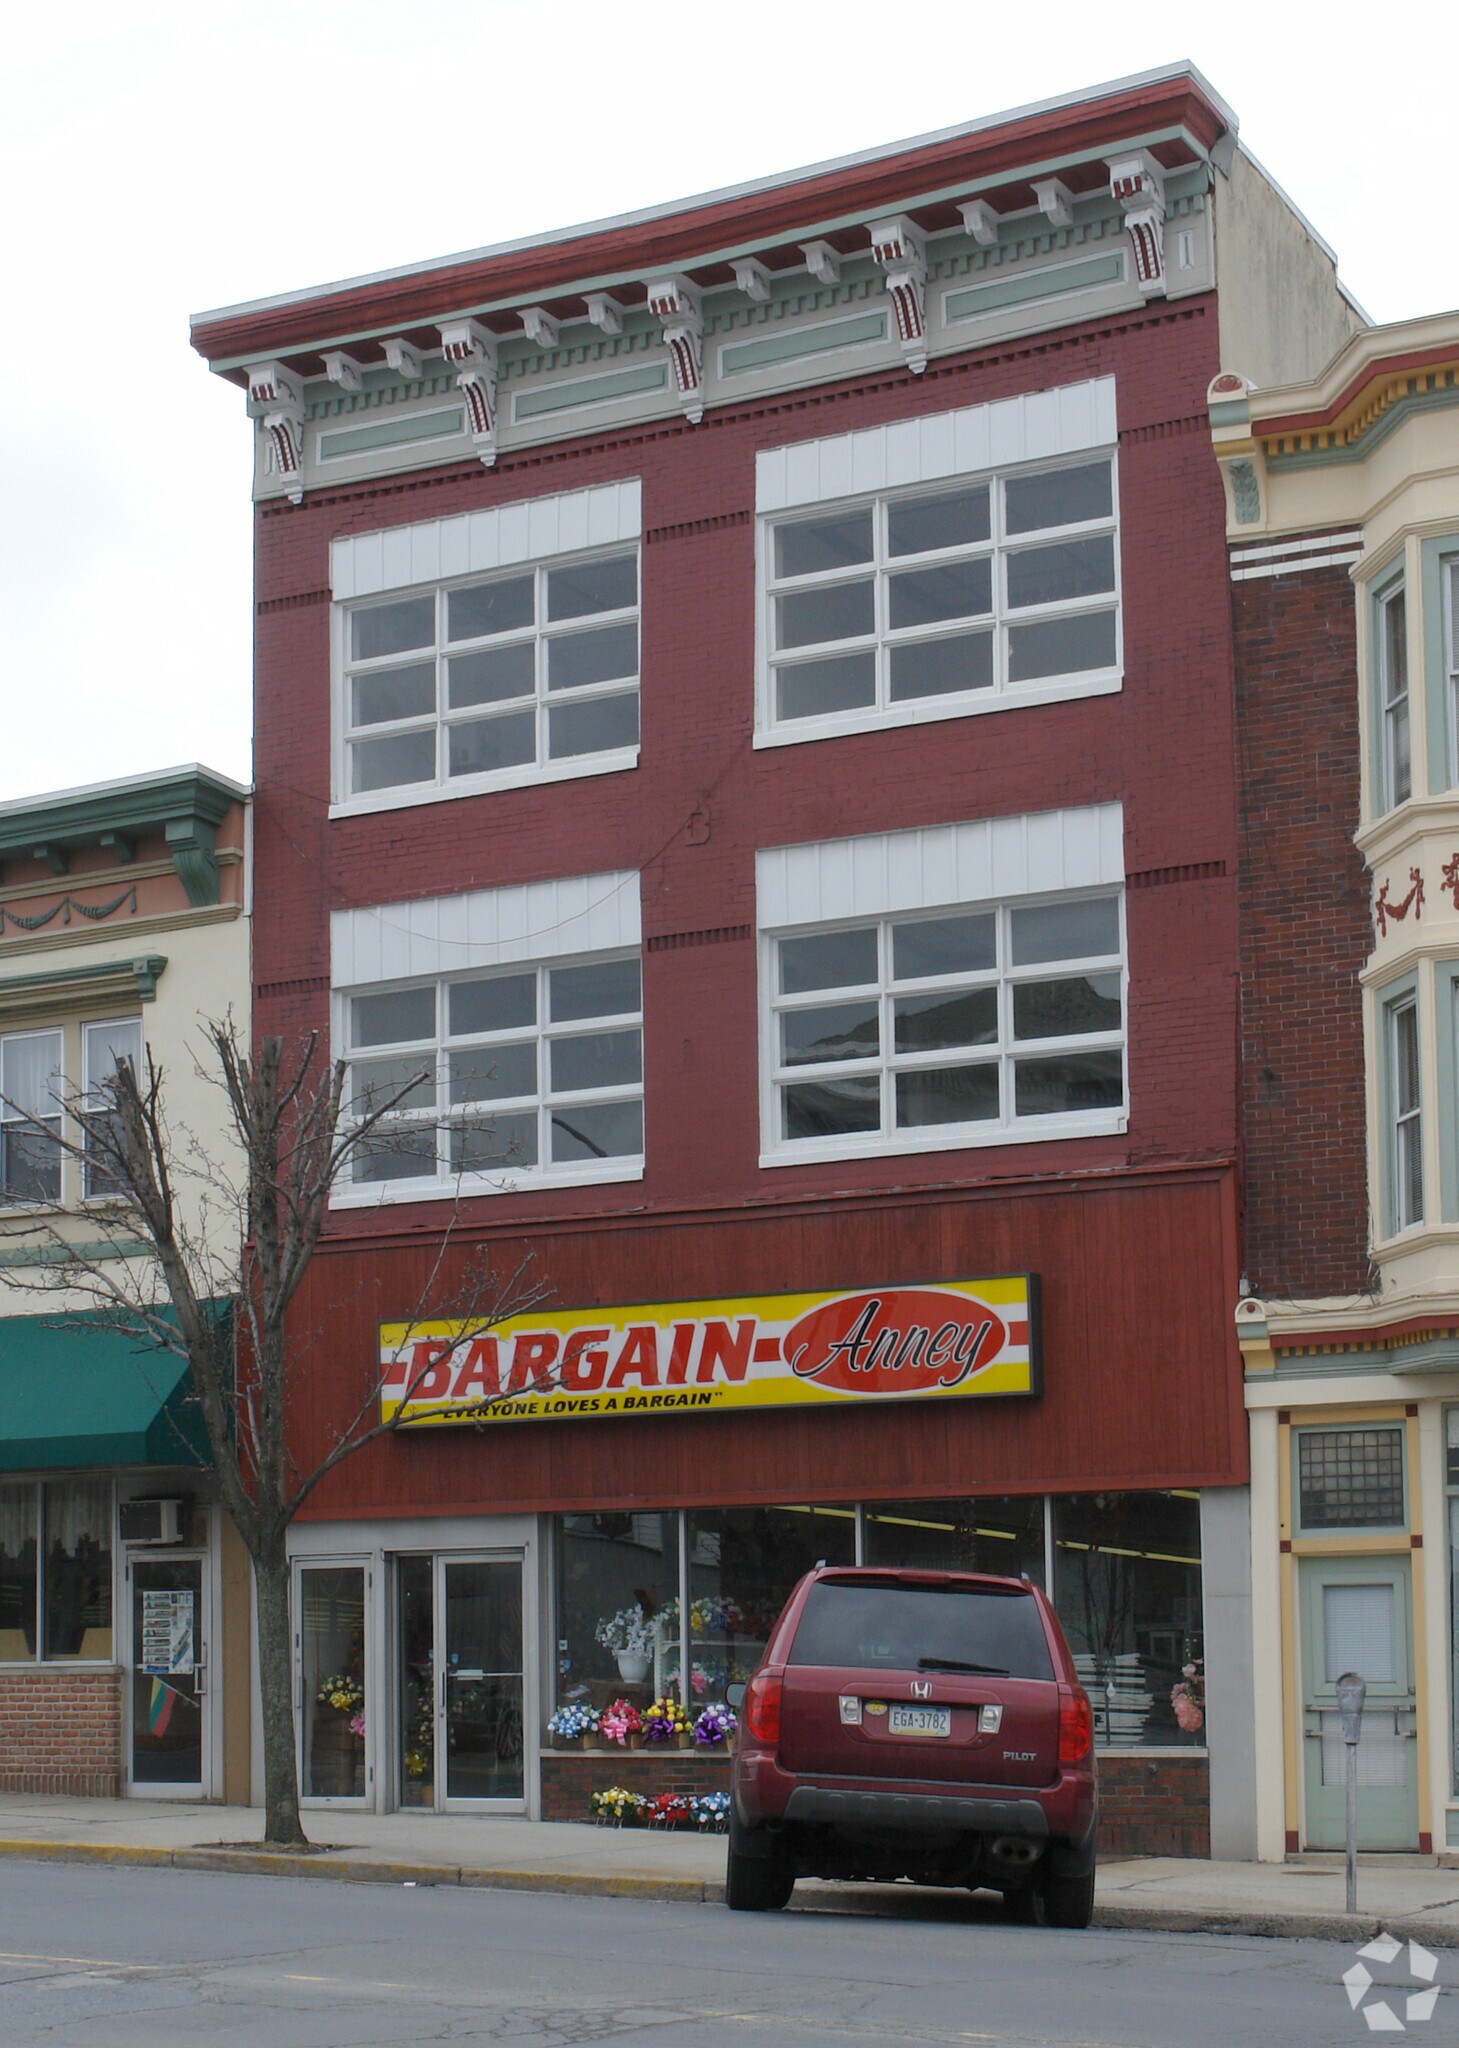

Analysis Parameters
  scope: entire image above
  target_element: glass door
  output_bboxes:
[296,1563,367,1804]
[128,1555,206,1795]
[394,1553,526,1811]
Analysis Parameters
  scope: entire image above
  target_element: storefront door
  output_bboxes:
[1300,1555,1419,1850]
[295,1562,368,1804]
[127,1554,207,1797]
[395,1553,526,1811]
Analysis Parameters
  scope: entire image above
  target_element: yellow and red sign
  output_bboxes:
[379,1275,1039,1429]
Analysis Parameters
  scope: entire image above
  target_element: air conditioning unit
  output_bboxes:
[119,1498,187,1546]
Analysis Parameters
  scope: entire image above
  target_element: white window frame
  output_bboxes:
[328,482,642,819]
[1446,557,1459,788]
[0,1476,116,1667]
[758,889,1127,1168]
[1389,993,1423,1232]
[335,545,640,813]
[334,948,645,1206]
[0,1026,64,1211]
[1378,578,1411,812]
[753,381,1122,750]
[81,1017,142,1203]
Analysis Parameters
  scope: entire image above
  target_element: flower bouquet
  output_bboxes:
[693,1702,737,1748]
[1171,1660,1205,1736]
[590,1785,644,1826]
[595,1605,657,1682]
[642,1696,692,1746]
[548,1702,601,1748]
[600,1697,645,1748]
[646,1791,694,1829]
[694,1790,731,1832]
[316,1673,364,1716]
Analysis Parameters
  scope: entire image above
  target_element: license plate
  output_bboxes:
[887,1704,951,1737]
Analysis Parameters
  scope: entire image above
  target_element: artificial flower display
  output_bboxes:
[641,1696,692,1743]
[692,1702,738,1746]
[599,1697,644,1745]
[547,1702,601,1741]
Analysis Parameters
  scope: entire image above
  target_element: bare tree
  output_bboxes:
[1,1024,549,1847]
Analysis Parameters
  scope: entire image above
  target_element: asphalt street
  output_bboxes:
[0,1860,1439,2047]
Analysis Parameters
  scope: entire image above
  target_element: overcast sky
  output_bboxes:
[2,6,1451,804]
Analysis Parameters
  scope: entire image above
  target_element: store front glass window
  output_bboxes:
[686,1505,854,1699]
[555,1512,680,1712]
[299,1565,366,1800]
[0,1484,37,1660]
[1445,1411,1459,1793]
[863,1495,1045,1579]
[1052,1491,1203,1748]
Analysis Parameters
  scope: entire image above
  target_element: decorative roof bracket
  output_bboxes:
[586,293,624,336]
[869,217,927,375]
[1032,177,1075,227]
[323,350,364,393]
[732,258,772,303]
[246,361,305,504]
[382,336,423,380]
[801,241,841,286]
[958,199,1000,246]
[440,319,499,466]
[646,277,704,424]
[165,815,219,908]
[521,306,561,350]
[1109,152,1167,298]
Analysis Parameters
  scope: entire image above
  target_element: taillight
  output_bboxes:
[744,1669,783,1746]
[1058,1683,1093,1764]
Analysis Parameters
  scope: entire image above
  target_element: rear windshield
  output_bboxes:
[787,1579,1055,1681]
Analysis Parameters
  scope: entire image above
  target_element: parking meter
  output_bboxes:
[1335,1672,1366,1912]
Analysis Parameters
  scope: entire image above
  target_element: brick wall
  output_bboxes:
[1233,560,1370,1297]
[0,1667,122,1797]
[542,1743,1208,1857]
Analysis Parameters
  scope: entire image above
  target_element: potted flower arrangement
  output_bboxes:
[1171,1660,1205,1736]
[641,1696,692,1746]
[599,1697,645,1748]
[694,1790,731,1831]
[594,1605,657,1683]
[693,1702,737,1749]
[548,1702,600,1749]
[590,1785,643,1826]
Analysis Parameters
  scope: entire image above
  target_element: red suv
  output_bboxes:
[728,1566,1097,1924]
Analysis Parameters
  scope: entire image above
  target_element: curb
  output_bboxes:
[0,1838,1455,1940]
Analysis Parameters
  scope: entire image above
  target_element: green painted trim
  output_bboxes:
[1266,379,1459,474]
[1207,398,1249,429]
[0,770,242,867]
[317,406,465,459]
[0,1238,149,1269]
[945,252,1124,322]
[1376,969,1421,1241]
[720,311,888,377]
[513,363,667,421]
[0,955,167,1008]
[1421,532,1459,797]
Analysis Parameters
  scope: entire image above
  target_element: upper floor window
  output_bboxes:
[1388,993,1423,1231]
[754,380,1121,746]
[0,1029,62,1204]
[82,1019,141,1199]
[1378,581,1410,810]
[343,549,639,802]
[1446,558,1459,784]
[342,952,643,1196]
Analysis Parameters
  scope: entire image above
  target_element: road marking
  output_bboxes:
[0,1951,169,1974]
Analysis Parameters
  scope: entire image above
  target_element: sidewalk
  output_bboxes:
[3,1794,1459,1943]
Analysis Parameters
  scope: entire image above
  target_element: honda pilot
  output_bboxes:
[727,1566,1097,1924]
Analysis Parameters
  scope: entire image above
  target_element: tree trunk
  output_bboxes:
[254,1536,308,1848]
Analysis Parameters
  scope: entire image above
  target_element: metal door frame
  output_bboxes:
[122,1546,212,1800]
[391,1548,531,1815]
[293,1555,372,1809]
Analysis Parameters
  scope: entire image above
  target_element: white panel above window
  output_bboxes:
[755,379,1117,514]
[331,871,641,990]
[331,482,642,601]
[756,804,1124,930]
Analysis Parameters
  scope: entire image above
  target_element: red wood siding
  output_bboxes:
[289,1167,1243,1520]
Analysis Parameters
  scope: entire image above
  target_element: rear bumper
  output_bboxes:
[734,1745,1096,1854]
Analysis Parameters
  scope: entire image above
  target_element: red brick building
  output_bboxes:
[193,64,1361,1854]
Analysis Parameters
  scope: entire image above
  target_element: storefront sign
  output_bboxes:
[379,1275,1039,1429]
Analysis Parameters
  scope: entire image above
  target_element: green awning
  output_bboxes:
[0,1309,214,1472]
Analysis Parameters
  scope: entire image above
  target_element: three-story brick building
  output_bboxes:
[193,64,1361,1853]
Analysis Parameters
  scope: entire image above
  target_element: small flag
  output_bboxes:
[148,1677,177,1737]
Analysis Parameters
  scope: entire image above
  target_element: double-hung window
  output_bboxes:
[1446,557,1459,785]
[82,1018,141,1199]
[765,891,1125,1158]
[343,550,639,800]
[343,954,643,1193]
[0,1028,62,1205]
[1389,995,1423,1231]
[1378,581,1411,811]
